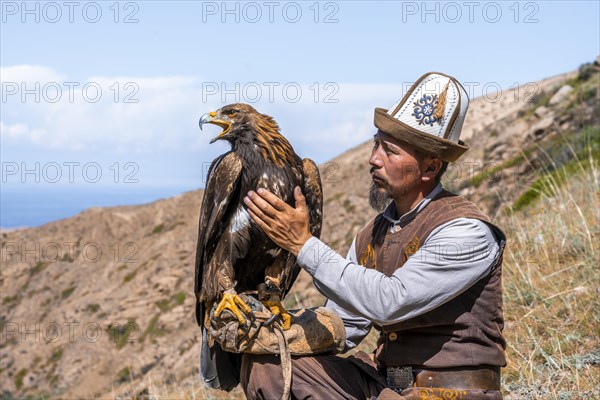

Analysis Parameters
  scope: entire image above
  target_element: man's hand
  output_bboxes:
[244,186,313,256]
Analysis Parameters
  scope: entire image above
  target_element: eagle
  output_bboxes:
[194,103,323,390]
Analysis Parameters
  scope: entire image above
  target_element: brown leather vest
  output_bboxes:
[355,190,507,368]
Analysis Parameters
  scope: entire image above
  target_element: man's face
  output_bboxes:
[368,130,426,207]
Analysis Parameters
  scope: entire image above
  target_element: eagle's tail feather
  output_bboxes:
[200,327,241,391]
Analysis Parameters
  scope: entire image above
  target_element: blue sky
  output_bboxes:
[1,0,599,227]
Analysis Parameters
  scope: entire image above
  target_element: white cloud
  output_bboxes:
[0,121,27,138]
[1,65,409,162]
[0,121,47,141]
[1,64,66,83]
[2,65,202,151]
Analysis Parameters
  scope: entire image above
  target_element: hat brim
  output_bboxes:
[374,108,468,162]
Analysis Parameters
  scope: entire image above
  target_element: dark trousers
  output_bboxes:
[241,351,503,400]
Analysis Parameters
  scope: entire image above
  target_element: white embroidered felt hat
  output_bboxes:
[374,72,470,162]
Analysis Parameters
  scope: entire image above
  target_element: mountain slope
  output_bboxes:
[1,61,598,399]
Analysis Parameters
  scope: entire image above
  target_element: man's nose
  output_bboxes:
[369,149,383,168]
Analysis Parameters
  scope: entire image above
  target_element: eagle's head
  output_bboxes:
[199,103,262,144]
[199,103,297,167]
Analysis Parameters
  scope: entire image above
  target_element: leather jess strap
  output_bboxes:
[413,366,501,391]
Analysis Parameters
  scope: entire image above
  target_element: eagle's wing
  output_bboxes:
[196,152,244,392]
[194,151,243,325]
[302,158,323,238]
[275,159,323,297]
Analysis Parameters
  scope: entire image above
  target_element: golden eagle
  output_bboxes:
[194,103,323,390]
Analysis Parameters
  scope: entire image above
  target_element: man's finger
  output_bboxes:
[246,191,276,217]
[256,188,287,211]
[244,195,273,222]
[294,186,307,211]
[247,207,269,231]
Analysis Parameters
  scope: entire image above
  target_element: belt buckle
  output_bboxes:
[386,366,413,393]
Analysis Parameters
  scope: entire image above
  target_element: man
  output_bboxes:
[242,72,507,400]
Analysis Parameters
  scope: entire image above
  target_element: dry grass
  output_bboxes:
[499,150,599,399]
[111,376,245,400]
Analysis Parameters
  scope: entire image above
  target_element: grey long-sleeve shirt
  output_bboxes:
[296,184,501,350]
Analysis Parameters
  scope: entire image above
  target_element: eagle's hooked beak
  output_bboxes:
[199,111,232,144]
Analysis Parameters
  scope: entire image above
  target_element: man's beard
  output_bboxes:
[369,183,391,212]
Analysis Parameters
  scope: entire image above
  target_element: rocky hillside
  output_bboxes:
[1,60,598,399]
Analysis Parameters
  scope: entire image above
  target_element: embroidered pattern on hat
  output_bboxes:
[412,94,441,126]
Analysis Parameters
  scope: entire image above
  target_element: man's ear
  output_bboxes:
[422,158,442,181]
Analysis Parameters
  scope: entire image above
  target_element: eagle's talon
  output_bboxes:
[214,290,253,325]
[263,313,278,327]
[262,299,293,330]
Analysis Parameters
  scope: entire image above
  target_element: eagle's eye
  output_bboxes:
[226,110,237,117]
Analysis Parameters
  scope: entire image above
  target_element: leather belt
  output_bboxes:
[386,366,501,392]
[386,366,413,392]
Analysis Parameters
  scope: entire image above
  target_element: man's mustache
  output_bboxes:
[370,167,385,182]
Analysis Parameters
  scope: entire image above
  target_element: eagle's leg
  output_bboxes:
[260,265,293,330]
[214,288,253,325]
[262,293,292,330]
[212,267,253,325]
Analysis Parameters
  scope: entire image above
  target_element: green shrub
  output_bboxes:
[61,286,76,299]
[123,270,137,283]
[152,224,164,234]
[116,367,131,383]
[2,295,19,304]
[155,299,172,312]
[31,262,47,275]
[107,320,138,349]
[84,304,100,313]
[142,314,168,341]
[15,368,27,390]
[49,348,63,363]
[171,292,186,306]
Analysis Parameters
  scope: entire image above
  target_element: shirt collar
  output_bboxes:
[382,183,443,228]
